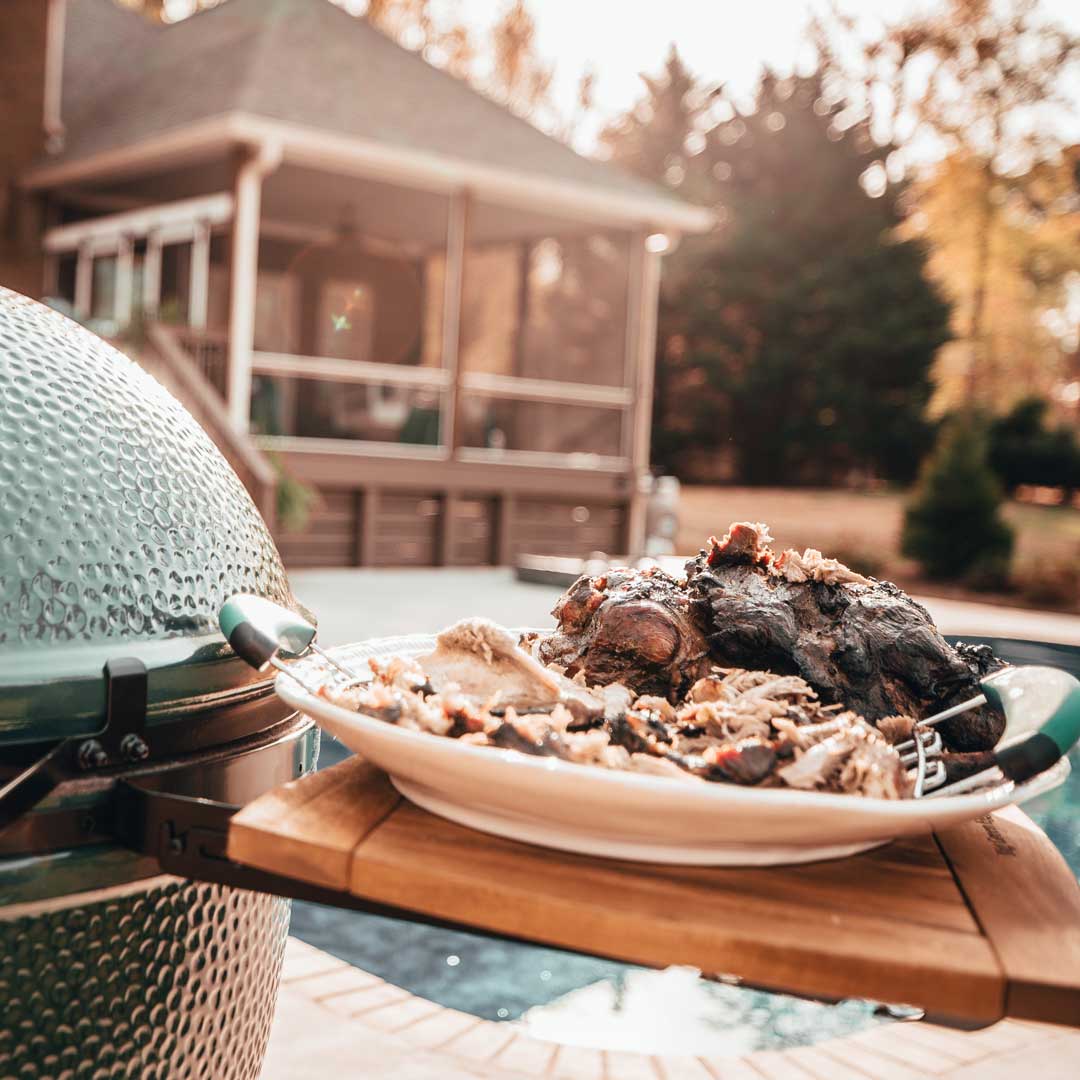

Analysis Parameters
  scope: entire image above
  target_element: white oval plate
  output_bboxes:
[278,634,1070,866]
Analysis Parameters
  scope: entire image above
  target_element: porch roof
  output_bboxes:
[26,0,712,233]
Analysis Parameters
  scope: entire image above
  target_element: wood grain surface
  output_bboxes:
[227,756,1080,1026]
[936,804,1080,1026]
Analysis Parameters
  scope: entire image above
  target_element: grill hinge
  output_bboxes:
[0,658,150,833]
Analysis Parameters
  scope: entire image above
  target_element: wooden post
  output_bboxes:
[350,490,363,567]
[441,189,470,453]
[227,141,281,432]
[189,219,211,330]
[115,234,134,328]
[621,232,645,463]
[74,244,92,318]
[512,241,530,377]
[143,231,162,318]
[43,0,67,153]
[438,492,458,567]
[625,236,662,556]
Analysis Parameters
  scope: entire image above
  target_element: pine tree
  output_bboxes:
[902,418,1014,583]
[599,46,717,206]
[599,48,721,473]
[674,69,950,484]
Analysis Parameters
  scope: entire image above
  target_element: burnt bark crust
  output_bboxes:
[535,539,1005,754]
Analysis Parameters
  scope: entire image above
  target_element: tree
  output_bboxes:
[667,70,950,485]
[598,48,723,474]
[902,418,1014,583]
[488,0,553,122]
[599,46,718,206]
[816,0,1080,406]
[907,150,1080,414]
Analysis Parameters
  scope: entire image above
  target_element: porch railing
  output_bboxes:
[173,326,229,400]
[159,333,634,471]
[249,350,633,465]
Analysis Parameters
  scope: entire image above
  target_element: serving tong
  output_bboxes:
[900,665,1080,797]
[219,594,362,694]
[220,595,1080,800]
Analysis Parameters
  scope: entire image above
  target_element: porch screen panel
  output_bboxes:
[452,203,634,466]
[459,396,622,458]
[250,374,443,446]
[159,242,192,324]
[461,215,630,388]
[54,254,77,307]
[90,255,117,323]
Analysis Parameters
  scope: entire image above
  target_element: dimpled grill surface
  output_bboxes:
[0,289,290,647]
[0,879,290,1080]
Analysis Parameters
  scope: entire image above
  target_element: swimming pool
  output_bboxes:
[288,637,1080,1054]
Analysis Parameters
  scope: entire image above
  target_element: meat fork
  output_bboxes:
[898,666,1080,797]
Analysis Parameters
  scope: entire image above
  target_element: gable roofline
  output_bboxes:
[22,111,714,234]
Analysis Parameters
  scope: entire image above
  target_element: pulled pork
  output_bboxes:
[324,620,912,799]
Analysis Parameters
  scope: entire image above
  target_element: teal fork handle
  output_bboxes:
[981,666,1080,784]
[219,594,317,672]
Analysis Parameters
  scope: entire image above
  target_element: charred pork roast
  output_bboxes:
[535,523,1004,758]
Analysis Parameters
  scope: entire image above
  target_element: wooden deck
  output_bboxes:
[261,937,1080,1079]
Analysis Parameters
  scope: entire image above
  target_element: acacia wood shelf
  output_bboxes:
[228,755,1080,1028]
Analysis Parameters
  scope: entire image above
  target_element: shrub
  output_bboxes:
[988,397,1080,496]
[902,418,1014,581]
[272,457,318,533]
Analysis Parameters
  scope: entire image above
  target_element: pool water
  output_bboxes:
[289,639,1080,1055]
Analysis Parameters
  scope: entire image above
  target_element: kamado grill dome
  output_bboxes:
[0,289,293,742]
[0,289,318,1080]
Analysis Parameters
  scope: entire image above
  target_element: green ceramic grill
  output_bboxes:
[0,289,318,1080]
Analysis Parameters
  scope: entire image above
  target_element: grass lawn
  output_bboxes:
[677,486,1080,610]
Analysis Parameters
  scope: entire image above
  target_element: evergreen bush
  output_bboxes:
[902,419,1014,584]
[988,397,1080,497]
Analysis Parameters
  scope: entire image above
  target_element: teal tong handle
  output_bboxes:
[219,594,317,672]
[981,665,1080,784]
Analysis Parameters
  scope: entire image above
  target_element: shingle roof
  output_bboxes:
[51,0,700,222]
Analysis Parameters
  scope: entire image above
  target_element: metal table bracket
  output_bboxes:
[114,780,402,913]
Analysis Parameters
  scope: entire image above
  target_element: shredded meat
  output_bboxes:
[325,624,912,799]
